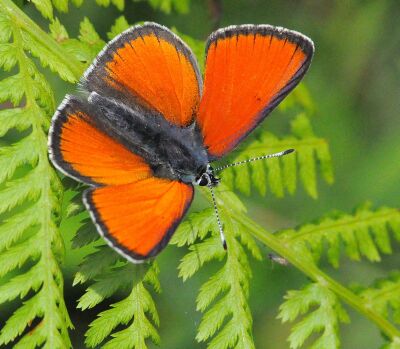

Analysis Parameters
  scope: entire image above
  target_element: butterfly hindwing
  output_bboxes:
[82,22,202,127]
[198,25,314,158]
[83,178,194,262]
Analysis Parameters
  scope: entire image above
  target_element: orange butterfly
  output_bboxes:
[48,22,314,263]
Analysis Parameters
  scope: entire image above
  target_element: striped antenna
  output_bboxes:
[214,148,295,172]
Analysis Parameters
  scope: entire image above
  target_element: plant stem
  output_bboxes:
[237,213,400,342]
[0,0,85,81]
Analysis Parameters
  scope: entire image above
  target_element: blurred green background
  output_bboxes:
[17,0,400,348]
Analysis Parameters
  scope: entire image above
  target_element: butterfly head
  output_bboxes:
[195,164,220,187]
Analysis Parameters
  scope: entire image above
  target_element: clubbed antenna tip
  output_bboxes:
[283,148,295,155]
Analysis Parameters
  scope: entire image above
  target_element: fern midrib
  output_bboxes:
[133,282,146,345]
[281,209,399,243]
[224,231,250,345]
[227,252,252,347]
[36,131,61,348]
[13,21,70,347]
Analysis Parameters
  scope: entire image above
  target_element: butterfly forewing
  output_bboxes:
[197,25,314,159]
[82,22,202,127]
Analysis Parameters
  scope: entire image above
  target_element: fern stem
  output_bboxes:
[237,213,400,342]
[0,0,85,81]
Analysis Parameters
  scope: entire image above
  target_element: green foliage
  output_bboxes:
[221,113,333,198]
[278,283,350,349]
[108,16,131,39]
[358,271,400,325]
[146,0,190,14]
[0,1,399,348]
[279,84,316,116]
[70,218,161,348]
[277,202,400,268]
[50,16,106,65]
[171,186,262,349]
[0,6,72,348]
[74,239,161,348]
[32,0,124,19]
[34,0,196,16]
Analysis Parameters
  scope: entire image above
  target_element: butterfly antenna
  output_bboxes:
[214,148,295,172]
[208,184,227,250]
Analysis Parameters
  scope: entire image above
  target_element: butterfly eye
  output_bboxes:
[199,176,209,186]
[195,174,209,186]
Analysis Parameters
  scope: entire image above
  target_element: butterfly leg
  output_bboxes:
[208,184,227,250]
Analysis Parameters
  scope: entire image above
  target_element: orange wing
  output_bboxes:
[83,178,193,261]
[82,22,202,127]
[197,25,314,158]
[49,95,152,186]
[49,96,194,261]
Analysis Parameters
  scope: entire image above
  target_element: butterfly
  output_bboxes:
[48,22,314,263]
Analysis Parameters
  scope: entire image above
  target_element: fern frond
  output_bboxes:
[0,108,33,136]
[107,15,130,39]
[358,271,400,325]
[173,186,262,349]
[71,217,100,248]
[70,215,161,348]
[73,245,122,285]
[78,17,106,56]
[94,0,125,10]
[278,282,350,349]
[31,0,125,20]
[31,0,54,20]
[1,0,82,81]
[0,6,73,347]
[277,202,400,267]
[74,242,161,348]
[148,0,190,14]
[59,16,110,66]
[0,134,39,183]
[85,263,160,348]
[279,84,315,115]
[220,114,333,198]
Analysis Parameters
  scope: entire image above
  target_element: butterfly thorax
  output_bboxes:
[88,92,209,184]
